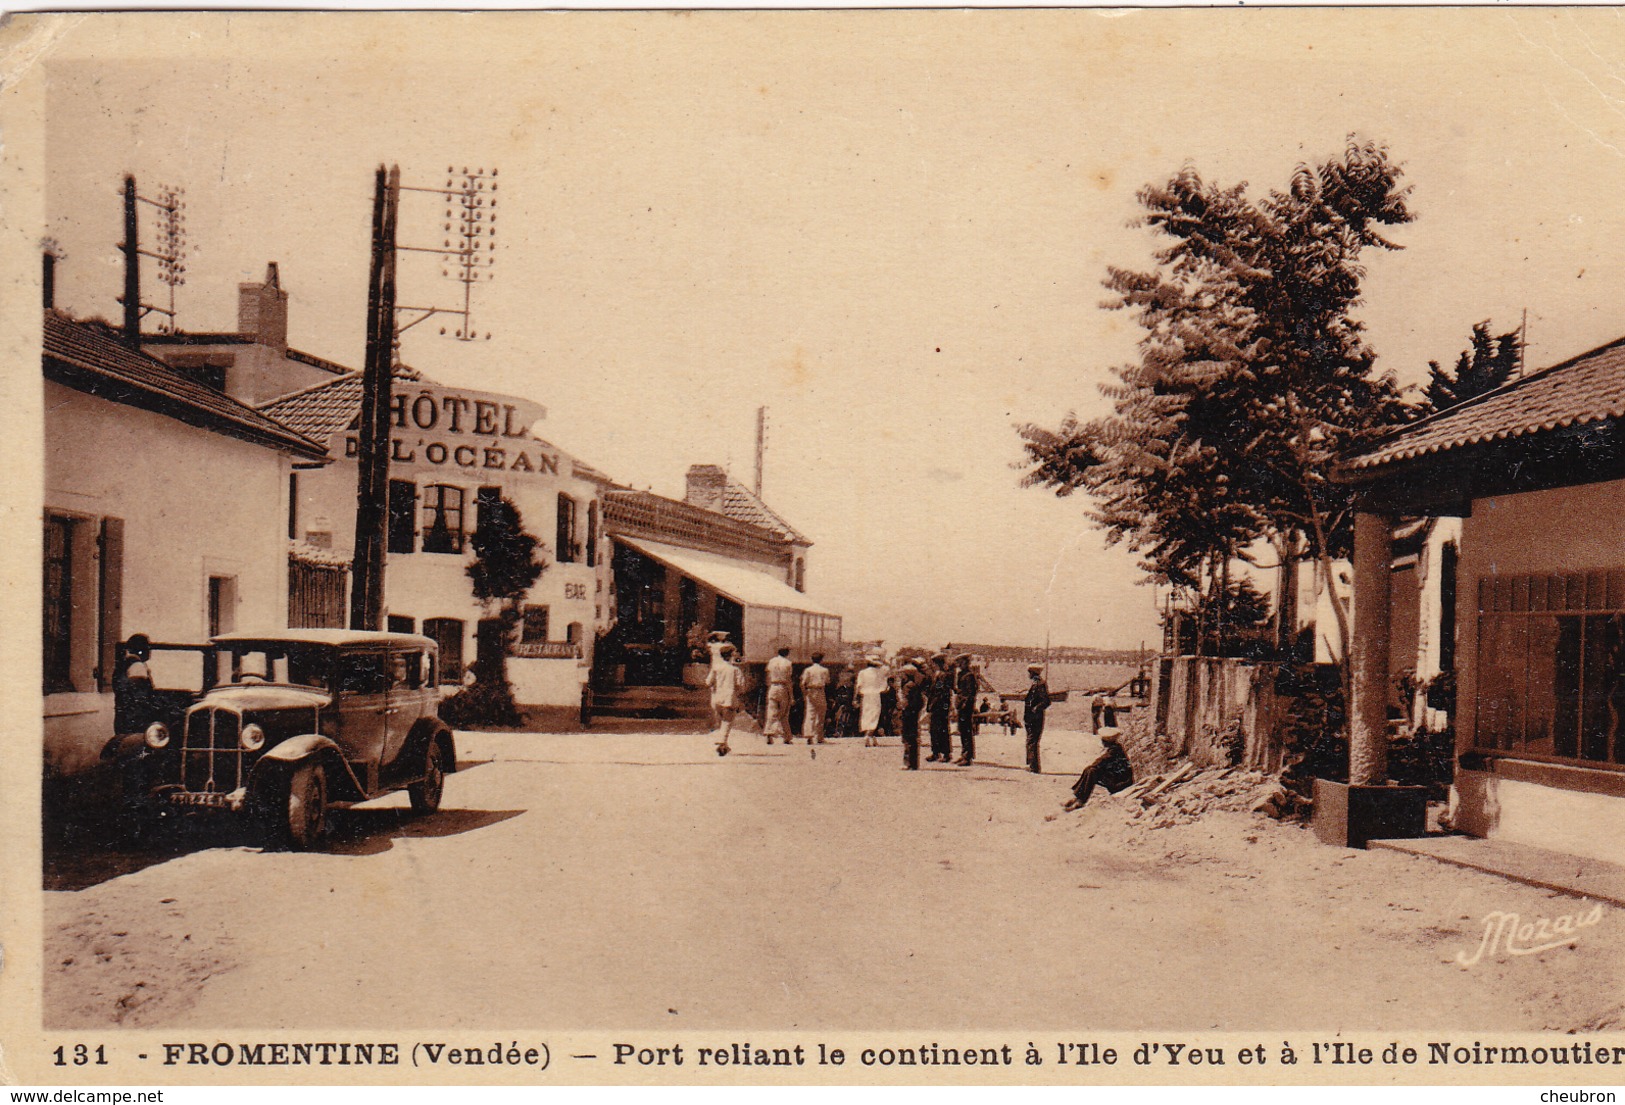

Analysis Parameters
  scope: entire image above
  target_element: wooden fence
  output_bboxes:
[289,559,348,629]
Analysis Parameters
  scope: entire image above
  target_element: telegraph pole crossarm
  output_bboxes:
[116,176,188,339]
[388,166,499,350]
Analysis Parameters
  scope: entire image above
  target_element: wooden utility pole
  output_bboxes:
[350,164,400,632]
[120,175,140,345]
[754,406,766,499]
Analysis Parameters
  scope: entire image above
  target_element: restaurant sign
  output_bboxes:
[511,642,582,660]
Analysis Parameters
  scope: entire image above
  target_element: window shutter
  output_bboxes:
[97,516,124,691]
[388,480,415,554]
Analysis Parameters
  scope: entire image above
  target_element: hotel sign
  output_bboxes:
[337,384,561,476]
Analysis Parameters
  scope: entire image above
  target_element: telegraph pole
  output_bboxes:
[754,406,767,498]
[349,164,500,631]
[116,175,188,344]
[350,164,400,632]
[121,176,140,344]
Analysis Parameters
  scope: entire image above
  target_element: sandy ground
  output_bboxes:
[43,726,1625,1031]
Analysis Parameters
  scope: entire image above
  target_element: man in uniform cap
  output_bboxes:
[897,660,926,770]
[1023,663,1051,773]
[925,653,953,762]
[952,654,979,766]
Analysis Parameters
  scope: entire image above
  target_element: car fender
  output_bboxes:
[402,718,457,774]
[98,732,166,808]
[249,735,365,803]
[101,731,151,766]
[259,733,342,764]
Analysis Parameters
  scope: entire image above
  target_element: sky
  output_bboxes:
[30,9,1625,650]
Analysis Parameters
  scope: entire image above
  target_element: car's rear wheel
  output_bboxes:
[284,763,327,850]
[408,737,446,814]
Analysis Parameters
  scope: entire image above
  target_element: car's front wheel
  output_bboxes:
[284,762,327,850]
[408,738,446,815]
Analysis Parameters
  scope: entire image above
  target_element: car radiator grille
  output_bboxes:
[182,709,246,794]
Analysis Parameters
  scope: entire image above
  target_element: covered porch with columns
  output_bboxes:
[1309,508,1435,847]
[1331,344,1625,861]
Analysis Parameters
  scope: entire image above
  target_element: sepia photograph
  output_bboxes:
[5,6,1625,1087]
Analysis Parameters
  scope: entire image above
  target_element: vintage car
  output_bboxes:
[112,629,456,850]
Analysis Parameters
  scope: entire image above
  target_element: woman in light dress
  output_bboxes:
[855,656,889,747]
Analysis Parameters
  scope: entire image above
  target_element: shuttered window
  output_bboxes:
[556,494,579,563]
[388,479,417,554]
[43,515,74,693]
[97,517,124,691]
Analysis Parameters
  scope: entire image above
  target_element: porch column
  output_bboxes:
[1349,510,1393,786]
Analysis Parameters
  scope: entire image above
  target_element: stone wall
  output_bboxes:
[1152,656,1292,773]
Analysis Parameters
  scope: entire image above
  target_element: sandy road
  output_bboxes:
[44,728,1625,1031]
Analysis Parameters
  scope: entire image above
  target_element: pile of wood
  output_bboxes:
[1115,762,1298,829]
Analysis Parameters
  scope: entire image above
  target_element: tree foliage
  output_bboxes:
[1018,137,1415,665]
[1421,319,1521,414]
[453,494,547,728]
[1168,577,1276,659]
[467,495,546,611]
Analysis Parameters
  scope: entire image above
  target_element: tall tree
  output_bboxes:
[1019,137,1414,693]
[462,493,547,725]
[1421,319,1521,414]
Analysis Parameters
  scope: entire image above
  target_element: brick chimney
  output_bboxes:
[238,262,288,351]
[685,464,729,513]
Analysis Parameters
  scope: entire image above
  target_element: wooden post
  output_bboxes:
[350,165,399,631]
[121,176,140,345]
[1349,510,1392,786]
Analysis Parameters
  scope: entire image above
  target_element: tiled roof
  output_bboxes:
[719,480,809,544]
[605,487,796,559]
[289,539,350,569]
[43,312,327,460]
[285,347,353,376]
[257,366,426,443]
[259,373,364,443]
[1345,335,1625,475]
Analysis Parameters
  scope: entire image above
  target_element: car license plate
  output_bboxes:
[167,791,234,809]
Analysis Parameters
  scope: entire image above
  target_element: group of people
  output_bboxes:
[856,651,986,768]
[701,635,1135,810]
[702,643,1048,770]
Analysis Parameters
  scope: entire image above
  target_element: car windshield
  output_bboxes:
[213,643,334,691]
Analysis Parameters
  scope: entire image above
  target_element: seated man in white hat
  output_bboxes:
[1062,726,1135,811]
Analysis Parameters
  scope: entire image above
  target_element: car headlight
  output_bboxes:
[240,723,266,751]
[144,722,170,750]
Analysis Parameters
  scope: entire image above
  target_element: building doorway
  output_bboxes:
[208,575,237,637]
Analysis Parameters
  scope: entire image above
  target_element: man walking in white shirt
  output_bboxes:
[764,646,794,745]
[799,651,830,745]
